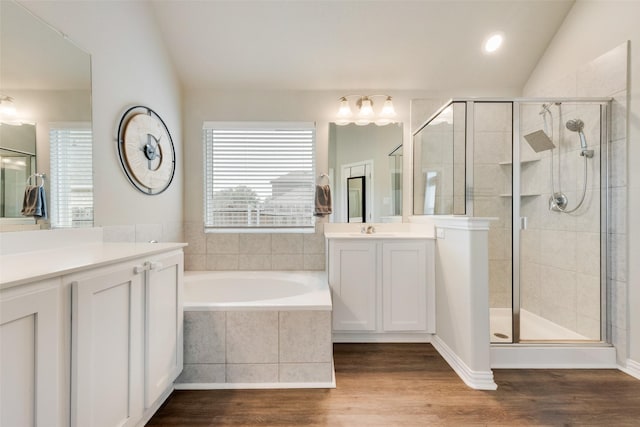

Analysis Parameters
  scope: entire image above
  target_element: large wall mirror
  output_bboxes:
[0,0,92,231]
[328,123,403,223]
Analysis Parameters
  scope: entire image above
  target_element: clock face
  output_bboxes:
[117,106,175,195]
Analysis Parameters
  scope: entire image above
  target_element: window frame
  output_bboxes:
[202,121,317,234]
[49,122,93,229]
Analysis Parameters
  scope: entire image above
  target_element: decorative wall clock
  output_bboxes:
[117,105,176,195]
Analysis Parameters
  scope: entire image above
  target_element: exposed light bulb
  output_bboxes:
[0,96,17,117]
[337,97,352,118]
[358,97,374,117]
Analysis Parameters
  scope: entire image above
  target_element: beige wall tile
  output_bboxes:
[303,254,325,271]
[207,233,239,254]
[272,233,303,254]
[238,254,272,270]
[272,254,304,270]
[226,364,278,383]
[226,311,278,364]
[184,254,206,271]
[184,221,206,254]
[279,311,332,363]
[279,363,333,383]
[239,234,272,254]
[206,254,239,270]
[176,364,225,384]
[303,232,325,254]
[184,311,225,364]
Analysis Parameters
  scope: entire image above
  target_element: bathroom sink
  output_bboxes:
[346,232,402,237]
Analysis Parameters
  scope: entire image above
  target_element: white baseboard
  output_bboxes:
[136,385,173,427]
[332,332,433,343]
[175,379,336,390]
[431,335,497,390]
[491,345,617,369]
[620,358,640,380]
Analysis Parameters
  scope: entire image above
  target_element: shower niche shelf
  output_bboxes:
[498,159,540,166]
[499,193,541,198]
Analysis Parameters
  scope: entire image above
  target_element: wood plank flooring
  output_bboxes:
[147,343,640,426]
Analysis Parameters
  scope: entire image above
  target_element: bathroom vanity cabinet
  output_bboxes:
[0,278,62,427]
[326,236,435,341]
[0,241,185,427]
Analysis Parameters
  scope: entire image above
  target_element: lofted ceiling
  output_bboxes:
[151,0,575,92]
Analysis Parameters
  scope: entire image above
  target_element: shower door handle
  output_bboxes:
[520,217,528,230]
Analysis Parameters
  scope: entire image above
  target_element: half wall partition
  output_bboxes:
[413,98,611,345]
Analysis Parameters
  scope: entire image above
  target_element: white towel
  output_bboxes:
[314,184,332,217]
[21,185,47,219]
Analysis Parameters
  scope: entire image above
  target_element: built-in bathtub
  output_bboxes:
[175,270,335,389]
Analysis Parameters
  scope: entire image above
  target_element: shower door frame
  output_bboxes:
[459,97,611,345]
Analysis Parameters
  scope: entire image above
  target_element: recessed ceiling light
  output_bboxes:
[483,33,504,54]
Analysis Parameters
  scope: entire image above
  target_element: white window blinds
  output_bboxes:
[203,122,315,231]
[49,123,93,228]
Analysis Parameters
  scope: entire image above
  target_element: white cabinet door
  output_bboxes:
[71,262,144,427]
[1,279,61,427]
[329,240,377,331]
[144,251,183,409]
[382,241,429,332]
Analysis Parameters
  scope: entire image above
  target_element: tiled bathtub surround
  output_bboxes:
[101,222,183,243]
[183,221,326,271]
[176,310,333,387]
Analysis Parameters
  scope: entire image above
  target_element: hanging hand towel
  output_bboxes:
[21,185,47,219]
[314,184,332,217]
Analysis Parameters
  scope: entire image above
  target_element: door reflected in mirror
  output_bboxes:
[329,123,403,223]
[347,176,366,223]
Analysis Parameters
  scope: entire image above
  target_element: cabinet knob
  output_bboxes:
[133,265,146,275]
[149,261,163,271]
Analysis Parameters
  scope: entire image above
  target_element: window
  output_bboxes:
[49,123,93,228]
[203,122,315,232]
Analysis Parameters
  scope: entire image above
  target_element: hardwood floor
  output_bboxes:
[148,343,640,426]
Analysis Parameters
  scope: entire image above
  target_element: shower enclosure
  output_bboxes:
[413,98,610,344]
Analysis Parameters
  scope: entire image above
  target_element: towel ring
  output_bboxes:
[317,173,330,183]
[27,173,45,187]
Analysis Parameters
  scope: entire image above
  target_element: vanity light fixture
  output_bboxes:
[335,94,397,126]
[0,95,17,117]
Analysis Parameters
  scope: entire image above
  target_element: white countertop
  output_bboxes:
[324,232,435,240]
[0,242,187,289]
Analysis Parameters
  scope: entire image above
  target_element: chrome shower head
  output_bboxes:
[566,119,584,133]
[566,118,588,152]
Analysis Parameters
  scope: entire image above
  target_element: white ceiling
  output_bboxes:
[151,0,575,92]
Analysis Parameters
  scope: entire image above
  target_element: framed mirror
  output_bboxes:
[347,176,366,223]
[0,0,92,230]
[328,123,403,223]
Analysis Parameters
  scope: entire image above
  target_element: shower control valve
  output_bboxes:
[581,149,594,158]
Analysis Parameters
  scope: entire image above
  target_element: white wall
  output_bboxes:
[19,0,183,239]
[525,0,640,367]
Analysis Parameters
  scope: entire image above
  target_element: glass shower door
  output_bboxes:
[517,101,604,342]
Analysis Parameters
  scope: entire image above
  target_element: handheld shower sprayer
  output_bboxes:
[565,119,593,157]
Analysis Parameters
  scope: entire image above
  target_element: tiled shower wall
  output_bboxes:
[472,103,513,311]
[522,42,628,357]
[476,42,627,346]
[182,221,326,271]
